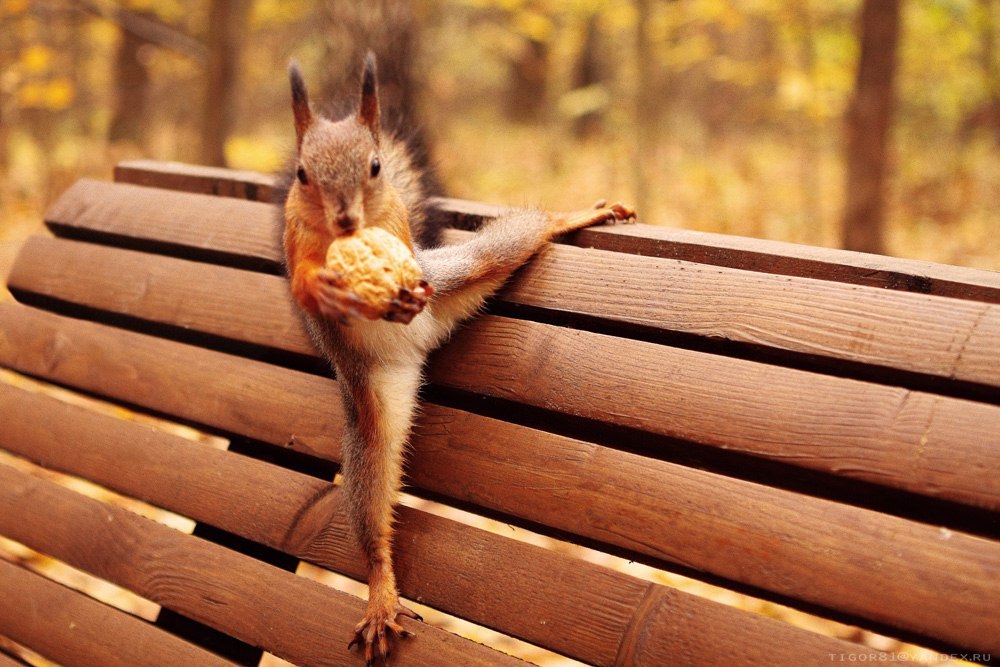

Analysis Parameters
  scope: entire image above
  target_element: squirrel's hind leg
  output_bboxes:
[337,359,424,664]
[550,201,636,236]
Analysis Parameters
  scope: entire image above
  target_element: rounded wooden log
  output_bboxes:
[0,310,998,653]
[0,464,523,667]
[0,559,231,667]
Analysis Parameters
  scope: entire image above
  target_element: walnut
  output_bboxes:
[324,226,425,321]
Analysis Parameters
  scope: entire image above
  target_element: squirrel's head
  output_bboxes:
[288,52,400,239]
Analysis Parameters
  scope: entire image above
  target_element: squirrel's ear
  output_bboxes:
[289,60,313,150]
[358,51,380,143]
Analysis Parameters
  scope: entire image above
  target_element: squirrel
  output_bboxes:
[281,52,636,665]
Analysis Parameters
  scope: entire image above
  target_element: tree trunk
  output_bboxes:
[797,0,822,245]
[633,0,655,223]
[319,0,440,193]
[506,36,550,123]
[108,14,152,146]
[964,0,1000,142]
[572,13,606,139]
[199,0,249,167]
[841,0,902,254]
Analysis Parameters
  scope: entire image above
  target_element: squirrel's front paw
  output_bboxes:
[315,268,369,325]
[347,600,422,666]
[383,281,433,325]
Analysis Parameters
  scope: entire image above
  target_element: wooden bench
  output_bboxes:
[1,159,998,666]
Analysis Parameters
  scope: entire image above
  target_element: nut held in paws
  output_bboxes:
[324,227,425,321]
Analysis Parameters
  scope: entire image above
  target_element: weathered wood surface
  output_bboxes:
[0,305,998,653]
[7,236,1000,512]
[13,231,1000,395]
[39,181,1000,395]
[115,159,1000,303]
[4,295,1000,518]
[0,464,524,667]
[0,559,231,667]
[4,161,999,662]
[115,160,279,203]
[44,179,280,271]
[431,195,1000,304]
[429,316,1000,510]
[0,651,25,667]
[11,235,311,353]
[0,302,340,457]
[0,383,873,667]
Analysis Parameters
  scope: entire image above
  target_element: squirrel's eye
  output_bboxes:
[370,157,381,178]
[296,167,308,185]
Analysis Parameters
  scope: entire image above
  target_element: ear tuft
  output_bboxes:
[358,51,380,142]
[289,60,313,150]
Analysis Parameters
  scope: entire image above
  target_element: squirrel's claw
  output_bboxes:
[315,269,366,325]
[607,201,638,223]
[393,604,423,622]
[551,201,638,236]
[382,281,432,325]
[348,601,420,666]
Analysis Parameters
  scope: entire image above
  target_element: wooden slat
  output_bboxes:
[0,464,523,667]
[3,280,1000,513]
[0,559,230,667]
[411,407,1000,655]
[13,166,1000,655]
[0,302,341,460]
[44,179,281,271]
[0,651,25,667]
[114,160,1000,304]
[114,160,278,202]
[430,196,1000,304]
[0,309,997,652]
[11,234,1000,496]
[495,235,1000,390]
[10,236,314,354]
[0,383,874,666]
[431,315,1000,510]
[38,184,1000,390]
[576,222,1000,304]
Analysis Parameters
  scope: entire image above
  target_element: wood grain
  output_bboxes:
[574,222,1000,304]
[611,585,917,666]
[429,196,1000,304]
[0,303,341,460]
[0,464,524,667]
[0,312,998,652]
[0,559,231,667]
[0,651,26,667]
[430,315,1000,510]
[10,166,1000,658]
[1,296,998,511]
[114,160,278,203]
[409,405,1000,654]
[12,233,1000,393]
[0,383,873,666]
[44,179,282,270]
[40,182,1000,391]
[496,236,1000,390]
[10,236,314,355]
[112,160,1000,303]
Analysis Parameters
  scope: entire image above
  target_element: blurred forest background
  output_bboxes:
[1,0,999,274]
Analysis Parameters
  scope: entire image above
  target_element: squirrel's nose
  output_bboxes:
[326,209,358,235]
[322,192,363,236]
[334,214,356,232]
